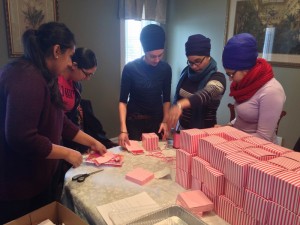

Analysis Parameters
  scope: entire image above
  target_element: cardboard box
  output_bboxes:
[5,201,88,225]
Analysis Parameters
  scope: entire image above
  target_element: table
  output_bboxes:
[62,142,229,225]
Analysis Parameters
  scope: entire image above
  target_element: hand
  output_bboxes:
[158,122,168,141]
[118,132,130,148]
[65,149,83,168]
[90,141,107,155]
[167,105,182,129]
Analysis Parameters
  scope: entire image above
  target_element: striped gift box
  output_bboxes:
[175,167,191,189]
[282,151,300,162]
[191,176,202,190]
[244,147,277,161]
[268,201,297,225]
[176,149,193,172]
[244,189,270,224]
[228,139,256,149]
[261,143,292,156]
[202,126,236,141]
[202,184,219,212]
[224,180,245,207]
[272,170,300,214]
[179,128,207,155]
[210,142,242,172]
[141,133,158,151]
[204,165,225,196]
[243,136,272,146]
[191,156,209,182]
[247,161,284,200]
[224,152,258,188]
[268,157,300,171]
[198,135,227,162]
[234,207,256,225]
[217,195,236,225]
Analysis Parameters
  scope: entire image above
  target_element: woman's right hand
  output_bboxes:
[65,149,83,168]
[118,132,129,148]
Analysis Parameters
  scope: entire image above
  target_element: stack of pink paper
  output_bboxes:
[142,133,159,151]
[176,190,213,217]
[125,167,154,185]
[125,140,145,155]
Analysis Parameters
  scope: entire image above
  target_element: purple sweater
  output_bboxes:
[232,78,286,143]
[0,59,79,201]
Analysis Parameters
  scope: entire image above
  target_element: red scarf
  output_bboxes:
[230,58,274,103]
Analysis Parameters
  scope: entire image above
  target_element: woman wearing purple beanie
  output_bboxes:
[168,34,226,130]
[222,33,286,143]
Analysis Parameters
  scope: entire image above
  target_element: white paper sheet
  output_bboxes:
[96,192,160,225]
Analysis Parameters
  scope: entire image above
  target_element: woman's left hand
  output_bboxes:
[90,141,107,155]
[167,104,182,129]
[158,122,169,140]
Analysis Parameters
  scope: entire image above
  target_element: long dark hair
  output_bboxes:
[22,22,76,108]
[72,47,97,69]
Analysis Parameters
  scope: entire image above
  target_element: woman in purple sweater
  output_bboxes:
[0,22,106,224]
[222,33,286,143]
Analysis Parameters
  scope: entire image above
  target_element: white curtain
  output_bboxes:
[118,0,168,24]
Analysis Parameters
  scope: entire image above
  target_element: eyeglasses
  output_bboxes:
[81,68,94,78]
[226,70,237,78]
[187,57,206,67]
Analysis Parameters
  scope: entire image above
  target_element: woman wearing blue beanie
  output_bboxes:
[167,34,226,130]
[222,33,286,143]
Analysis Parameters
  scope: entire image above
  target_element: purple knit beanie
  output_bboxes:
[140,24,165,52]
[185,34,211,56]
[222,33,258,70]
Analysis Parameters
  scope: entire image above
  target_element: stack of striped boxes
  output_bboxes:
[175,126,300,225]
[142,133,159,151]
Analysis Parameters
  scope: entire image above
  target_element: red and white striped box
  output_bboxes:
[271,170,300,214]
[173,132,180,149]
[141,133,158,151]
[217,195,236,225]
[296,216,300,225]
[202,184,219,212]
[203,126,252,141]
[191,176,202,190]
[191,156,209,183]
[234,207,256,225]
[244,147,277,161]
[198,135,227,162]
[268,201,297,225]
[224,180,245,207]
[268,157,300,171]
[282,151,300,162]
[228,139,256,150]
[204,165,225,196]
[224,152,258,188]
[243,136,272,146]
[176,190,214,212]
[261,143,292,156]
[244,189,270,224]
[176,149,193,173]
[179,128,207,155]
[175,167,191,189]
[210,142,242,172]
[247,161,284,200]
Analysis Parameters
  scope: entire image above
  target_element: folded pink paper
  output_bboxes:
[125,167,154,185]
[125,140,145,155]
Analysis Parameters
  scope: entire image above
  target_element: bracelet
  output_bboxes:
[120,131,128,134]
[176,102,182,110]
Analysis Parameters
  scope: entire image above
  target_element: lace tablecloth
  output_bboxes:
[62,142,229,225]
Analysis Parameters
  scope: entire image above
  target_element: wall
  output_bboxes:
[166,0,300,149]
[1,0,299,148]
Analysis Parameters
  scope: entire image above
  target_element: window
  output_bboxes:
[120,19,158,71]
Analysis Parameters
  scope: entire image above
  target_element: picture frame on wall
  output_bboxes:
[4,0,58,57]
[225,0,300,68]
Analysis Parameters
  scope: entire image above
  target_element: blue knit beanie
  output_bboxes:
[185,34,211,56]
[222,33,258,70]
[140,24,165,52]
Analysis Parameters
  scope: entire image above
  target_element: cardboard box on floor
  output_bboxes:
[4,201,88,225]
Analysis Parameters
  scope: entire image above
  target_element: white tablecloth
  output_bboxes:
[62,142,229,225]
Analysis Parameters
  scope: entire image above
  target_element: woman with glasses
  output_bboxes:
[222,33,286,143]
[0,23,106,224]
[167,34,226,130]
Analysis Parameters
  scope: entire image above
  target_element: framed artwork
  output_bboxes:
[4,0,58,57]
[225,0,300,68]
